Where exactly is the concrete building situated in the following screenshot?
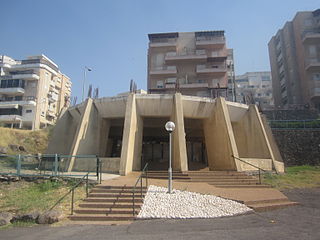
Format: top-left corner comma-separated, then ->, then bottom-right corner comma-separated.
0,54 -> 71,129
47,93 -> 284,175
268,9 -> 320,111
147,31 -> 229,98
235,72 -> 274,110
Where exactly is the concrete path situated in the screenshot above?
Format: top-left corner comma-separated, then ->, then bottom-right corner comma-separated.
1,188 -> 319,240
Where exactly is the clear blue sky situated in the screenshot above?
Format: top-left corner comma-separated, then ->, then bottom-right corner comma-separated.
1,0 -> 319,100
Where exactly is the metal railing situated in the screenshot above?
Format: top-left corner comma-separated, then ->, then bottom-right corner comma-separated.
132,163 -> 149,216
49,172 -> 90,215
268,119 -> 320,129
0,154 -> 102,181
231,155 -> 267,184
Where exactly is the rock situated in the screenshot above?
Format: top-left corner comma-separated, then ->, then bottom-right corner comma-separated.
18,145 -> 26,152
0,212 -> 13,226
8,144 -> 19,152
11,211 -> 40,223
0,146 -> 7,154
37,210 -> 64,224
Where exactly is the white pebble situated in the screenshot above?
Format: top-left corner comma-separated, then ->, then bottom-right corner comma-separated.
137,185 -> 253,219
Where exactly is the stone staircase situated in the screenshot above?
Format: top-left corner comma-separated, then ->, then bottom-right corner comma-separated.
242,198 -> 299,212
69,185 -> 146,222
146,170 -> 270,188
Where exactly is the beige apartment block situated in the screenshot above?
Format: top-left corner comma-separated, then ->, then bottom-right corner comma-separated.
47,93 -> 284,175
0,54 -> 71,130
235,72 -> 274,110
147,31 -> 231,98
268,9 -> 320,111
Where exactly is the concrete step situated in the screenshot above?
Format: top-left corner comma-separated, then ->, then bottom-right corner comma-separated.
88,193 -> 144,198
84,198 -> 143,203
185,179 -> 259,183
94,186 -> 147,190
74,208 -> 139,215
69,214 -> 135,221
90,189 -> 147,194
187,175 -> 254,179
248,201 -> 299,212
79,202 -> 142,208
243,198 -> 290,205
91,189 -> 147,193
210,184 -> 271,188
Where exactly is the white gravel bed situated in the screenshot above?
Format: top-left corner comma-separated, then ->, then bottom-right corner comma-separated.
137,185 -> 253,219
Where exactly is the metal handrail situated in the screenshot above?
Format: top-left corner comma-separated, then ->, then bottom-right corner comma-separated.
49,172 -> 90,215
132,163 -> 149,216
231,155 -> 267,184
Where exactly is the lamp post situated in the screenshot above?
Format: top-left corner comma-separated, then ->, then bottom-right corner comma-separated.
165,121 -> 175,194
82,66 -> 92,102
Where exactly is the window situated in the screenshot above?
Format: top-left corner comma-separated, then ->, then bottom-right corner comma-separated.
26,110 -> 32,113
309,45 -> 317,56
261,76 -> 270,81
304,19 -> 313,27
312,73 -> 320,81
156,80 -> 164,88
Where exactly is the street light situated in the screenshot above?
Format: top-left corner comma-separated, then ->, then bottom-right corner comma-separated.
165,121 -> 175,194
82,66 -> 92,102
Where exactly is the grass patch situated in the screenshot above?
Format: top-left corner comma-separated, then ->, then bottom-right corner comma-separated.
262,165 -> 320,190
0,178 -> 91,216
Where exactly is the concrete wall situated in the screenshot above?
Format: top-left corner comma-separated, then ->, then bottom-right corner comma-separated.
232,105 -> 271,159
46,109 -> 80,155
203,97 -> 239,170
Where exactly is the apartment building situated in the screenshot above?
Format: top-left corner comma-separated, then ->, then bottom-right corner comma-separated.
268,9 -> 320,110
227,49 -> 236,101
147,31 -> 229,98
0,54 -> 72,130
235,72 -> 273,110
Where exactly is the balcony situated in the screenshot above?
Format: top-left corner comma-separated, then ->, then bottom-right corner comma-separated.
149,38 -> 177,48
196,64 -> 227,74
0,87 -> 25,95
165,50 -> 207,62
0,115 -> 22,122
302,31 -> 320,44
0,100 -> 36,107
195,36 -> 225,48
48,92 -> 59,102
305,58 -> 320,71
47,109 -> 56,118
310,87 -> 320,98
149,66 -> 177,76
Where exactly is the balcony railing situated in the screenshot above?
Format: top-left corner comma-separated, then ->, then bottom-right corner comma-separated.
149,66 -> 177,75
305,58 -> 320,70
149,38 -> 177,47
196,64 -> 227,74
195,36 -> 225,46
0,87 -> 25,95
165,50 -> 207,61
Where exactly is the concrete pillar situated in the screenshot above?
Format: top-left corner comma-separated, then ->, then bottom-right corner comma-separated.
67,98 -> 95,171
203,97 -> 240,171
119,94 -> 142,175
171,93 -> 188,172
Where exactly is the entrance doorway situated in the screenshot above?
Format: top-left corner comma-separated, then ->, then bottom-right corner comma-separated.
184,118 -> 208,170
141,117 -> 170,170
